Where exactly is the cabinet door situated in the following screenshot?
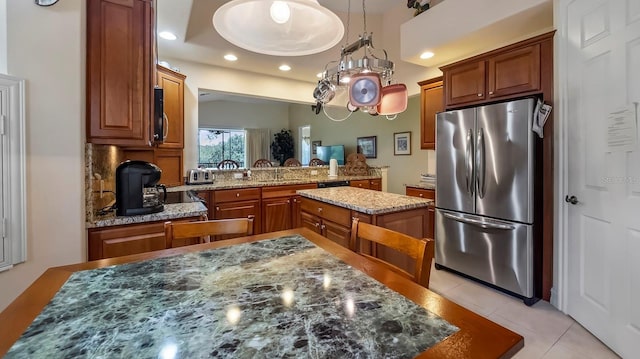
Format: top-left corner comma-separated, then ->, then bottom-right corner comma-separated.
322,220 -> 351,249
154,148 -> 183,187
291,196 -> 303,228
262,197 -> 292,233
301,211 -> 322,234
488,44 -> 540,99
369,179 -> 382,191
350,180 -> 370,189
419,78 -> 443,150
87,0 -> 152,146
444,61 -> 486,107
157,65 -> 185,149
213,200 -> 261,236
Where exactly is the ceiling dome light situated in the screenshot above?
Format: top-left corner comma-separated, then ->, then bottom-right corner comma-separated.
158,31 -> 177,41
270,1 -> 291,24
213,0 -> 344,56
420,51 -> 435,59
279,64 -> 291,71
224,54 -> 238,61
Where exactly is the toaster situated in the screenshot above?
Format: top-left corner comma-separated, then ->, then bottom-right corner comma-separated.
186,169 -> 214,185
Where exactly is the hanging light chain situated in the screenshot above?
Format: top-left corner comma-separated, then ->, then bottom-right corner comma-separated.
344,0 -> 351,47
362,0 -> 367,34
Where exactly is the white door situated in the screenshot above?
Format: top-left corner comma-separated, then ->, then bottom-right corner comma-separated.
561,0 -> 640,357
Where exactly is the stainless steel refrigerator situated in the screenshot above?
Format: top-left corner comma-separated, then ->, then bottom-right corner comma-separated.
435,97 -> 540,305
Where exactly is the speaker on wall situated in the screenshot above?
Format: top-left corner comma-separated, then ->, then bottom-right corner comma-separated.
349,73 -> 381,107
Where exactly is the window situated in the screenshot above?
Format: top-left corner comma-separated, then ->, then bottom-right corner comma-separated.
0,74 -> 26,272
198,129 -> 246,168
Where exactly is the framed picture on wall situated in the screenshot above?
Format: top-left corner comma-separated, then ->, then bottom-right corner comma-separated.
312,140 -> 321,155
357,136 -> 377,158
394,131 -> 411,155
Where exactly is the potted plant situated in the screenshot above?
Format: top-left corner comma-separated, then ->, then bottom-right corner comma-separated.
271,129 -> 295,166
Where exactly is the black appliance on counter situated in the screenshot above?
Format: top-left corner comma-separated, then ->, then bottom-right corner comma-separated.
317,180 -> 350,188
116,160 -> 166,216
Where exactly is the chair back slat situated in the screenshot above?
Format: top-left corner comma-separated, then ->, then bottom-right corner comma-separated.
350,218 -> 435,288
165,216 -> 254,248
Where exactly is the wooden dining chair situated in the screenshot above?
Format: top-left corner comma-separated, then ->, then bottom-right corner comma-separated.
283,158 -> 301,167
308,158 -> 325,166
349,218 -> 435,288
253,158 -> 273,167
217,159 -> 240,169
164,216 -> 254,249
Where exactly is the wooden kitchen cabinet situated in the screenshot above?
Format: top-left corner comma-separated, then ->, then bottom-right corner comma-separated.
350,178 -> 382,191
418,77 -> 443,150
87,0 -> 154,146
441,36 -> 546,108
88,215 -> 203,260
405,186 -> 436,240
122,148 -> 184,187
300,198 -> 352,248
261,184 -> 316,233
212,188 -> 261,236
157,65 -> 185,149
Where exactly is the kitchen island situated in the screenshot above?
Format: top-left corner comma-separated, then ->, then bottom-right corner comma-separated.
297,187 -> 433,272
0,228 -> 523,358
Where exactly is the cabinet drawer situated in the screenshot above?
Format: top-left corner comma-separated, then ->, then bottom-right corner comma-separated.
214,188 -> 261,203
406,187 -> 435,200
300,198 -> 351,227
261,183 -> 316,199
350,180 -> 370,189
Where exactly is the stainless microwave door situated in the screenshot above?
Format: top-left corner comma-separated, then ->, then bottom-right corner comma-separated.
435,108 -> 476,214
435,209 -> 533,297
475,98 -> 535,223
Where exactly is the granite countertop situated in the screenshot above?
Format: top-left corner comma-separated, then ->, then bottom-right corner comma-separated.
297,187 -> 433,215
88,202 -> 208,228
167,175 -> 380,192
406,182 -> 436,190
5,234 -> 457,358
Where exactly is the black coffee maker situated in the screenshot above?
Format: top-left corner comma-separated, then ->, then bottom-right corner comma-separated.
115,160 -> 167,216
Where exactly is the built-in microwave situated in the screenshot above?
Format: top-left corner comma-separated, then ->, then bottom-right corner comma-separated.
153,87 -> 164,143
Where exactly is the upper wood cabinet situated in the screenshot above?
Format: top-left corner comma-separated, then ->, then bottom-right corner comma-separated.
441,32 -> 551,109
87,0 -> 154,146
418,77 -> 443,150
157,65 -> 185,149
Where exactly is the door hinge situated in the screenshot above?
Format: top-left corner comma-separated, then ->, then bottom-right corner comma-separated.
0,115 -> 6,136
2,217 -> 6,239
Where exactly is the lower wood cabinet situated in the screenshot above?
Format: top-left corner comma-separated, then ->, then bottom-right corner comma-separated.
350,179 -> 382,191
405,186 -> 436,239
261,184 -> 316,233
88,215 -> 203,260
212,188 -> 261,236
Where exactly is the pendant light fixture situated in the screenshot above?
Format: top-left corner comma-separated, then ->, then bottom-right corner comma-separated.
313,0 -> 407,121
213,0 -> 344,56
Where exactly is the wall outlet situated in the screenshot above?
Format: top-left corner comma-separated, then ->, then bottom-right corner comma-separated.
310,170 -> 318,176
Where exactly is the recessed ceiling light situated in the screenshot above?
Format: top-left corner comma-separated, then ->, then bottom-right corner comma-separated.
420,51 -> 435,59
279,64 -> 291,71
224,54 -> 238,61
159,31 -> 177,41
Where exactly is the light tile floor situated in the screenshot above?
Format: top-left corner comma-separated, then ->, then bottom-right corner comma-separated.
429,264 -> 620,358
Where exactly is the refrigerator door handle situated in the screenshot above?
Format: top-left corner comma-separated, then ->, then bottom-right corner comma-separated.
443,212 -> 515,230
465,128 -> 474,195
476,127 -> 486,198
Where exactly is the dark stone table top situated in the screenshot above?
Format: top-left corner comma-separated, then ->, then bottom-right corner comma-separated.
5,234 -> 457,358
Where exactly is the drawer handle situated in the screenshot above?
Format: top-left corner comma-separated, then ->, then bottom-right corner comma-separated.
489,91 -> 494,95
477,93 -> 482,97
236,193 -> 240,197
293,198 -> 297,203
287,200 -> 290,204
315,222 -> 320,228
318,207 -> 323,213
216,206 -> 220,210
419,193 -> 423,197
320,224 -> 326,230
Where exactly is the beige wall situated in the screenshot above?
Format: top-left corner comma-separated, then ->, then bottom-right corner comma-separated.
0,0 -> 85,311
0,0 -> 7,73
289,96 -> 435,195
199,100 -> 289,131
